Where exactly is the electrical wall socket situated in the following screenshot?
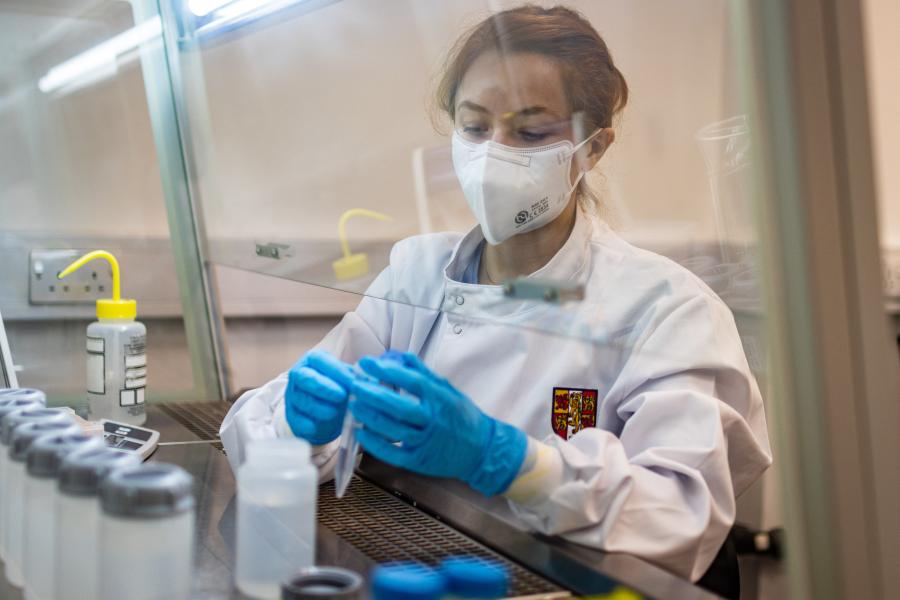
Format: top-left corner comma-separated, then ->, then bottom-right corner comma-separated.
29,249 -> 113,305
882,246 -> 900,300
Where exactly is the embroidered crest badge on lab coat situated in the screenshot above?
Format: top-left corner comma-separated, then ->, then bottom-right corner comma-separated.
551,387 -> 598,440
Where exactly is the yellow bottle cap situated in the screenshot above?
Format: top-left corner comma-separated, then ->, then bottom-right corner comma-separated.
58,251 -> 136,320
332,208 -> 392,281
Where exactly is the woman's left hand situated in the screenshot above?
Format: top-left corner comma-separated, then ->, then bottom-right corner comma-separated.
350,352 -> 527,496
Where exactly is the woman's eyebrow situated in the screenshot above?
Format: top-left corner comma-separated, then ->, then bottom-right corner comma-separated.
506,106 -> 565,123
457,100 -> 490,114
516,105 -> 550,117
456,102 -> 563,121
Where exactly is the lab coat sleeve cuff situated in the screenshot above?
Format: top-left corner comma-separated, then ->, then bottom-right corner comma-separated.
503,438 -> 564,505
311,439 -> 340,481
273,399 -> 295,438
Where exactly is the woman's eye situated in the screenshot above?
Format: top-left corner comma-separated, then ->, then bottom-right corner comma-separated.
519,130 -> 550,142
462,125 -> 488,136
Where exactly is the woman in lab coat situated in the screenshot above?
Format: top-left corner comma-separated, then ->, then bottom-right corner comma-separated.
221,4 -> 771,588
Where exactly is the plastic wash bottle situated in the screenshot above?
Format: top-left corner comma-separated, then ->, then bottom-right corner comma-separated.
58,251 -> 147,425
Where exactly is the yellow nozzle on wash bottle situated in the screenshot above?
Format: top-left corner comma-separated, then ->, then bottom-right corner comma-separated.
58,250 -> 136,320
332,209 -> 393,280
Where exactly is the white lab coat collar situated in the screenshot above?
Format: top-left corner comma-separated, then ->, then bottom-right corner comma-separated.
441,206 -> 593,319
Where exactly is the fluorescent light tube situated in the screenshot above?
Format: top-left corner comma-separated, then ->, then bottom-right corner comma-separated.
38,16 -> 161,94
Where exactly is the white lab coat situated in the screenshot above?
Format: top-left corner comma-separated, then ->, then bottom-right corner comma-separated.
220,207 -> 772,582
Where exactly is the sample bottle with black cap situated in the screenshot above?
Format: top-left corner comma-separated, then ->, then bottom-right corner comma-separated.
24,432 -> 104,600
98,462 -> 195,600
56,446 -> 140,600
0,390 -> 46,561
4,414 -> 79,587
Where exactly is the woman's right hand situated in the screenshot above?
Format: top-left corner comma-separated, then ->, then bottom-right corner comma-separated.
284,349 -> 357,445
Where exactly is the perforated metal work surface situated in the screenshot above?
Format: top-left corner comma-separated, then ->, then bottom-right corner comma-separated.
158,401 -> 231,443
318,478 -> 566,598
159,403 -> 566,596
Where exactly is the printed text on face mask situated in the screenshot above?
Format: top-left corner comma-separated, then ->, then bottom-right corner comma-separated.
515,196 -> 551,229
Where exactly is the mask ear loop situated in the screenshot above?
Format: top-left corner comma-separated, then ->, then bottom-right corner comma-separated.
567,129 -> 603,195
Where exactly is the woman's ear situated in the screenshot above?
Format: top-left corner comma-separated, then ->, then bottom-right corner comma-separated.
576,128 -> 615,173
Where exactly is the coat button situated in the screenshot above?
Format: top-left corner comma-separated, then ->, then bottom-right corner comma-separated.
455,295 -> 465,305
452,324 -> 463,335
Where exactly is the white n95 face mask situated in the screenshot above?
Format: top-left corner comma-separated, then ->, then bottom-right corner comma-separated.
451,131 -> 598,245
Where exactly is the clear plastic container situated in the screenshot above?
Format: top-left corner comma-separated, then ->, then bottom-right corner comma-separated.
236,438 -> 317,599
2,409 -> 76,587
98,463 -> 195,600
335,352 -> 404,499
23,433 -> 104,600
56,447 -> 140,600
334,410 -> 360,498
0,391 -> 46,562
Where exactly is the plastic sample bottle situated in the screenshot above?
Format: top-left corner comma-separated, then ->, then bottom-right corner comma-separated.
58,251 -> 147,425
439,557 -> 509,599
0,391 -> 46,560
4,415 -> 79,588
98,463 -> 195,600
236,438 -> 317,599
56,447 -> 140,600
370,563 -> 446,600
24,432 -> 104,600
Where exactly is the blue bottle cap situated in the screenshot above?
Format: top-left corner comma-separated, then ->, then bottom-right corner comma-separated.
371,563 -> 445,600
440,557 -> 508,598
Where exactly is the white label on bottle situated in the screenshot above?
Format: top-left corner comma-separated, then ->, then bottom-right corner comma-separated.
87,353 -> 104,394
125,377 -> 146,389
120,390 -> 136,406
86,338 -> 104,353
124,354 -> 146,368
136,389 -> 145,404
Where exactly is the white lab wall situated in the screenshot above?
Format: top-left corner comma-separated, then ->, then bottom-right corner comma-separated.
13,0 -> 899,254
184,0 -> 739,246
0,1 -> 743,245
862,0 -> 900,248
0,5 -> 171,238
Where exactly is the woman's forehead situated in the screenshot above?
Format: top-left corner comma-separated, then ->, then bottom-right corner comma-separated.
456,51 -> 568,118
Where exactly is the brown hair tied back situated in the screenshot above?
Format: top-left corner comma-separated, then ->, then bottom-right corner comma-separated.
436,4 -> 628,133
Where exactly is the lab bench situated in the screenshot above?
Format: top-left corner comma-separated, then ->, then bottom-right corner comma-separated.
0,404 -> 718,600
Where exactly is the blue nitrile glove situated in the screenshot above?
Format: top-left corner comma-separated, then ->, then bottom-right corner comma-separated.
285,349 -> 357,445
349,352 -> 527,496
